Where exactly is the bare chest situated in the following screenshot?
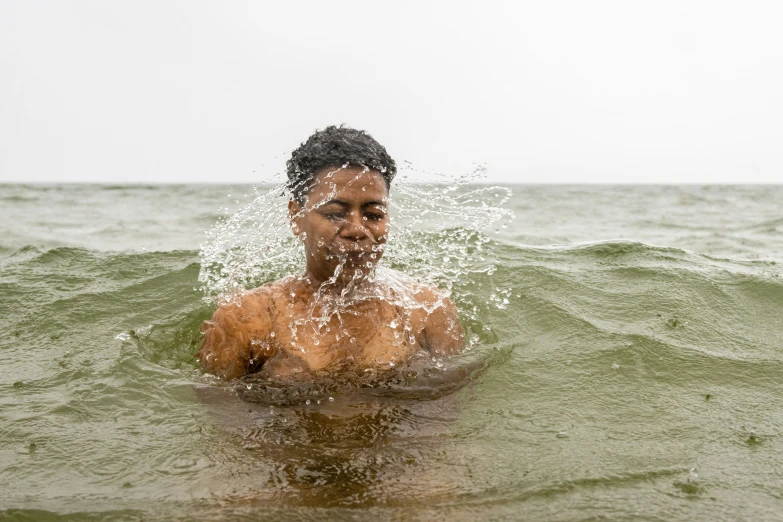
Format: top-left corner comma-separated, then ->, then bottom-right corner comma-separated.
263,298 -> 424,374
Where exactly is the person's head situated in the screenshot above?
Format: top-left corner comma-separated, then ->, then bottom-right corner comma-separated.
286,125 -> 396,204
286,126 -> 396,286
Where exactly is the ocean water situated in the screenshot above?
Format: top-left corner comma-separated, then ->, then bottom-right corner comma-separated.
1,184 -> 782,521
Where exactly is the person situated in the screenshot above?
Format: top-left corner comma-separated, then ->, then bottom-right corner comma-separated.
197,126 -> 464,380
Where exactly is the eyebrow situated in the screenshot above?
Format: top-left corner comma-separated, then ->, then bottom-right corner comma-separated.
321,199 -> 387,209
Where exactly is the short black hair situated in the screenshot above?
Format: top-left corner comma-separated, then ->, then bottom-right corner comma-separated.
286,125 -> 397,203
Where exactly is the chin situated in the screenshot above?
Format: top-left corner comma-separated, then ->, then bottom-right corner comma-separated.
335,262 -> 377,285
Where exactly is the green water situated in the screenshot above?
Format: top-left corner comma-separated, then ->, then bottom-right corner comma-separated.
1,184 -> 782,521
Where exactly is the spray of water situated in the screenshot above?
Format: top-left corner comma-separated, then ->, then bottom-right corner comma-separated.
197,163 -> 514,370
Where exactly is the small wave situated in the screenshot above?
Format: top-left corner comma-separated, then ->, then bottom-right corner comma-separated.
450,466 -> 690,508
741,216 -> 783,232
101,184 -> 166,191
471,239 -> 783,367
3,245 -> 199,265
0,194 -> 39,202
1,244 -> 44,261
517,239 -> 689,258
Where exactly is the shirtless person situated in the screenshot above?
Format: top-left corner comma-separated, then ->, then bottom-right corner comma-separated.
197,126 -> 464,380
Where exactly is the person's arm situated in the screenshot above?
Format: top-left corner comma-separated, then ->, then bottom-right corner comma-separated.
196,290 -> 275,380
415,287 -> 465,356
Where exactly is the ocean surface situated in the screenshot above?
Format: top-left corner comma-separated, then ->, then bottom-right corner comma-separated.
1,184 -> 782,521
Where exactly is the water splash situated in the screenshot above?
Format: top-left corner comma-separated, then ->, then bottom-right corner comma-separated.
197,163 -> 514,359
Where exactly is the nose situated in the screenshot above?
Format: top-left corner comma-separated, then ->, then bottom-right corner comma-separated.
339,212 -> 370,242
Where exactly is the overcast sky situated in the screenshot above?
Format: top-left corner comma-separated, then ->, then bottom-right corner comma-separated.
1,0 -> 782,184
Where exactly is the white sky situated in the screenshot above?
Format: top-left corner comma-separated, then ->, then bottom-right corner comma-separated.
1,0 -> 782,184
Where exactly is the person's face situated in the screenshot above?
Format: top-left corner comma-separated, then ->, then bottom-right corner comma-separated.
289,166 -> 390,285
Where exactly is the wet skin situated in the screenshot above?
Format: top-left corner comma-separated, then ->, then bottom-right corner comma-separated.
197,167 -> 465,380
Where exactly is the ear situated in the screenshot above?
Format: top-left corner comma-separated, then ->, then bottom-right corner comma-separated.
288,200 -> 303,236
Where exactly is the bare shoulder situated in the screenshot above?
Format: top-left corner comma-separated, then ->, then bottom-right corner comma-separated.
410,283 -> 465,356
196,283 -> 279,380
411,284 -> 450,308
206,286 -> 275,332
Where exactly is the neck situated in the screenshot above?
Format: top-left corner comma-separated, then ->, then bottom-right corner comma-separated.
302,265 -> 374,293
